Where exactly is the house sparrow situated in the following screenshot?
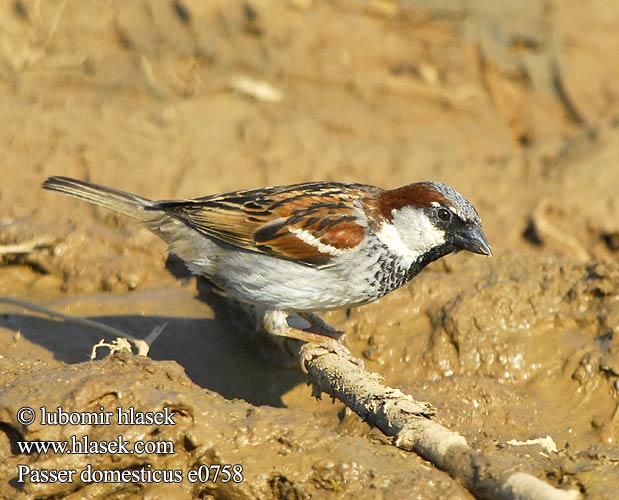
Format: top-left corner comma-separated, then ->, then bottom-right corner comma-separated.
42,177 -> 491,363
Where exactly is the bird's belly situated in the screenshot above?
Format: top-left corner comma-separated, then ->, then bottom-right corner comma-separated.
165,226 -> 409,311
209,256 -> 380,311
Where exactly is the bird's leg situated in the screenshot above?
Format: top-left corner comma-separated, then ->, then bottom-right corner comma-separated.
295,312 -> 346,343
262,309 -> 362,368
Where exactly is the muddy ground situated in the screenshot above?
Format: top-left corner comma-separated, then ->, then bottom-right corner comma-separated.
1,0 -> 619,498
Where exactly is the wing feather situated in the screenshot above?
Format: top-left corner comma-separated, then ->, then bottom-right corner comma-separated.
151,182 -> 374,266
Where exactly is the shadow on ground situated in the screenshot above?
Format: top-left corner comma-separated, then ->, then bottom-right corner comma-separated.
0,297 -> 305,408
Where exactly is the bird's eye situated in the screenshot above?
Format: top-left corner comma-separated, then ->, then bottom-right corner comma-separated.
437,208 -> 451,222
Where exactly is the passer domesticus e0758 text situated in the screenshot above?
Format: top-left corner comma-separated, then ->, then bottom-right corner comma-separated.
42,177 -> 491,361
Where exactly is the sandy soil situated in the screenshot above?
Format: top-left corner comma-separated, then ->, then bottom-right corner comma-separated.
1,1 -> 619,498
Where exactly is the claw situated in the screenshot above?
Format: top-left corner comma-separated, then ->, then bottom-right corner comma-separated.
299,339 -> 364,372
262,309 -> 362,371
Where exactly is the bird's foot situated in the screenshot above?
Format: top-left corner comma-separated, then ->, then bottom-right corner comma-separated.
262,309 -> 362,370
289,311 -> 347,343
298,338 -> 364,371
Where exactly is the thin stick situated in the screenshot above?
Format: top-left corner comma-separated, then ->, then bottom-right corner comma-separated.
301,346 -> 581,500
0,238 -> 54,255
90,337 -> 132,360
0,296 -> 163,356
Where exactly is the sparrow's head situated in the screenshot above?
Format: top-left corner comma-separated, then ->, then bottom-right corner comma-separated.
375,181 -> 492,261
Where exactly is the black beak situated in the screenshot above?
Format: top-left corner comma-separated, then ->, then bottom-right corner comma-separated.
453,224 -> 492,257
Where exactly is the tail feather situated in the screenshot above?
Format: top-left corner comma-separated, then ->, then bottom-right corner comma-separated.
42,176 -> 155,221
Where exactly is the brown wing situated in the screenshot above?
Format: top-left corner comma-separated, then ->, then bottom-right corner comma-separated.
150,182 -> 374,266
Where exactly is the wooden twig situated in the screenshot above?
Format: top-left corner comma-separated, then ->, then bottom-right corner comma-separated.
0,238 -> 54,255
301,346 -> 581,500
229,75 -> 284,102
90,337 -> 133,360
0,296 -> 165,356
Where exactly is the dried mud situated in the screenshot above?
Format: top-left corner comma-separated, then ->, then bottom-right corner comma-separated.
1,1 -> 619,498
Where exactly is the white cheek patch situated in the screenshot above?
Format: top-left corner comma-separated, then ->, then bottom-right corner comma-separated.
289,227 -> 344,256
375,223 -> 412,259
375,208 -> 446,266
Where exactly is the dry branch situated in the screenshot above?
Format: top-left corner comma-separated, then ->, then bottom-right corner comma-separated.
0,296 -> 165,356
300,345 -> 581,500
0,238 -> 54,255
